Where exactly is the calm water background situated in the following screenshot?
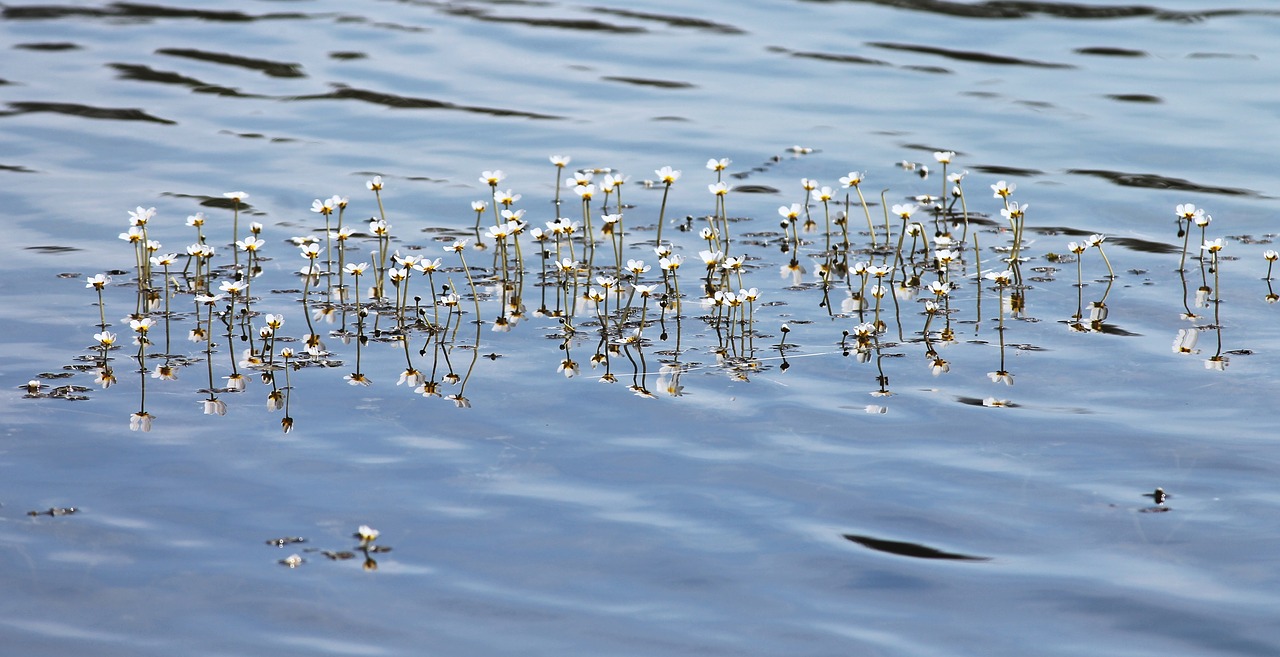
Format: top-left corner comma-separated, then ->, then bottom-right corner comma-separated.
3,1 -> 1280,655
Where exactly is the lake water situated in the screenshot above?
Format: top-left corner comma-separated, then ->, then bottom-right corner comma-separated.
3,1 -> 1280,655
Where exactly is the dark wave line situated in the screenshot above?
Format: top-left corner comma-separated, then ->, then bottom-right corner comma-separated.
15,42 -> 80,51
1034,226 -> 1181,255
1,163 -> 39,173
1068,169 -> 1262,197
155,48 -> 305,79
2,2 -> 306,22
108,63 -> 263,97
844,534 -> 991,561
772,46 -> 891,67
971,164 -> 1045,177
868,42 -> 1074,68
288,84 -> 561,120
590,7 -> 746,34
601,76 -> 695,89
801,0 -> 1280,22
1105,93 -> 1162,103
0,101 -> 175,124
1075,46 -> 1147,57
440,6 -> 645,33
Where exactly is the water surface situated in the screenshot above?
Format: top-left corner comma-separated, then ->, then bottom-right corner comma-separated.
2,1 -> 1279,656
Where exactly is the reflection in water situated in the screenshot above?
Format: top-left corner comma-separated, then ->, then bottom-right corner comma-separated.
1,100 -> 175,124
24,150 -> 1273,431
843,533 -> 990,562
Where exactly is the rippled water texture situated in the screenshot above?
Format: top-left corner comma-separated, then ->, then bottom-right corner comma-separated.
3,1 -> 1280,656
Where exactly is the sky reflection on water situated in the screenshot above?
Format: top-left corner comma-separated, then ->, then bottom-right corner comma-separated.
3,1 -> 1280,656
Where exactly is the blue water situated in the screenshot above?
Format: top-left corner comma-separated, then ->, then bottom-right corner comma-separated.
3,1 -> 1280,655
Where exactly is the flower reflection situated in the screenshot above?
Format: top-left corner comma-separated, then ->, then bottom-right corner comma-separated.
130,411 -> 154,432
1172,329 -> 1199,354
202,397 -> 227,416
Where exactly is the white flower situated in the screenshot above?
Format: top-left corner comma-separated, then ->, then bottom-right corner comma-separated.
1175,203 -> 1202,221
984,270 -> 1013,286
839,172 -> 863,187
236,236 -> 266,252
890,203 -> 917,220
310,198 -> 334,215
655,166 -> 681,184
128,206 -> 156,225
354,525 -> 380,545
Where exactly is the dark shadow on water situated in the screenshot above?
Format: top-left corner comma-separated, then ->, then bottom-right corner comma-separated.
155,48 -> 305,79
591,7 -> 746,34
2,2 -> 307,22
601,76 -> 696,89
1105,93 -> 1163,103
108,63 -> 263,98
1075,46 -> 1148,57
768,46 -> 891,67
288,84 -> 562,120
1032,227 -> 1180,255
0,101 -> 175,124
439,5 -> 646,33
844,534 -> 991,561
800,0 -> 1280,22
1067,169 -> 1264,198
868,42 -> 1074,68
972,164 -> 1045,177
15,42 -> 81,51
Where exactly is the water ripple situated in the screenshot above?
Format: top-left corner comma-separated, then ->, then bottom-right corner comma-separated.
155,47 -> 305,78
1,101 -> 175,124
812,0 -> 1280,22
770,46 -> 891,67
288,84 -> 561,119
601,76 -> 695,89
591,7 -> 746,34
1068,168 -> 1264,197
868,41 -> 1074,68
107,63 -> 262,97
2,2 -> 307,22
440,5 -> 646,33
